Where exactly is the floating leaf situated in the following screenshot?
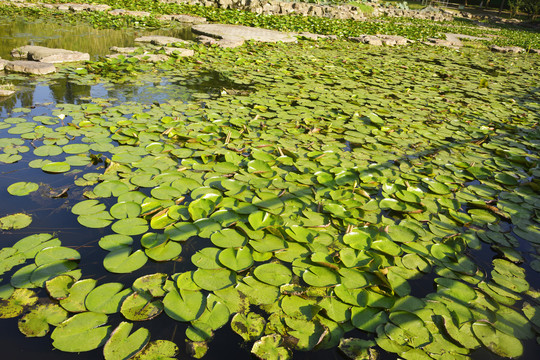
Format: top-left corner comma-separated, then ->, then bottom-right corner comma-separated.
253,263 -> 292,287
231,312 -> 266,341
7,182 -> 39,196
42,162 -> 70,173
103,322 -> 150,360
0,288 -> 38,318
18,304 -> 68,337
132,340 -> 178,360
218,247 -> 253,272
121,292 -> 163,321
86,283 -> 133,314
163,288 -> 206,322
51,312 -> 111,352
472,321 -> 523,358
0,213 -> 32,230
103,247 -> 148,274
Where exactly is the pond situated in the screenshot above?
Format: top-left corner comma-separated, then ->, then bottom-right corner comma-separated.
0,15 -> 194,60
1,12 -> 540,360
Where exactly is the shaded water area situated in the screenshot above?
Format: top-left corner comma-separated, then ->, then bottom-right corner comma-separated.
0,15 -> 194,59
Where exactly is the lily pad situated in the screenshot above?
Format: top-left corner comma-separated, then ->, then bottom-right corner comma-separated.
7,182 -> 39,196
51,312 -> 111,352
163,288 -> 206,322
103,322 -> 150,360
0,213 -> 32,230
18,303 -> 68,337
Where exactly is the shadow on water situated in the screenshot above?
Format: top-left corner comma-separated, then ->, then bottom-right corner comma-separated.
0,16 -> 194,60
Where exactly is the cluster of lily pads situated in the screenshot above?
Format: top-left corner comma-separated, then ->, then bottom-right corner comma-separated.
1,35 -> 540,360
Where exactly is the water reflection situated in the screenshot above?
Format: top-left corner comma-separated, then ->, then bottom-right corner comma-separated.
0,16 -> 194,59
0,75 -> 195,116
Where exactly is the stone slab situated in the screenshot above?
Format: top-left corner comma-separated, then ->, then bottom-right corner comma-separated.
162,47 -> 195,57
0,88 -> 16,97
134,36 -> 189,46
191,24 -> 297,45
490,45 -> 525,53
11,45 -> 90,63
158,14 -> 207,24
4,60 -> 56,75
109,46 -> 139,54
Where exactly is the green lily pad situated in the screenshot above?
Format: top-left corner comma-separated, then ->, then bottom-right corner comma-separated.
71,200 -> 106,215
103,247 -> 148,274
59,279 -> 97,313
211,228 -> 247,248
191,247 -> 222,270
302,266 -> 340,287
0,288 -> 38,318
0,213 -> 32,230
99,234 -> 133,251
192,268 -> 236,291
145,240 -> 182,262
13,233 -> 60,259
132,273 -> 168,297
132,340 -> 178,360
251,334 -> 291,360
35,246 -> 80,266
51,312 -> 111,352
18,303 -> 68,337
218,247 -> 254,272
120,292 -> 163,321
46,275 -> 76,300
86,283 -> 133,314
110,202 -> 142,219
77,211 -> 114,228
42,162 -> 71,173
472,321 -> 523,358
7,182 -> 39,196
111,218 -> 149,236
163,288 -> 206,322
231,312 -> 266,341
103,322 -> 150,360
253,263 -> 292,286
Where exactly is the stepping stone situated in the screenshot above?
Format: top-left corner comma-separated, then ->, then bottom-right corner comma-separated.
158,14 -> 206,24
134,36 -> 188,46
349,35 -> 382,46
109,9 -> 150,17
4,60 -> 56,75
490,45 -> 525,53
162,47 -> 194,57
11,45 -> 90,63
109,46 -> 139,54
378,35 -> 411,46
0,58 -> 8,71
0,88 -> 16,97
192,24 -> 296,48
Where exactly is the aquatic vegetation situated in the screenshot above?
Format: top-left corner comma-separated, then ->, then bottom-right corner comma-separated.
5,1 -> 540,48
1,21 -> 540,360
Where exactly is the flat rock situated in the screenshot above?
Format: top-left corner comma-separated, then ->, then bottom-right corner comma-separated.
490,45 -> 524,53
162,47 -> 194,57
0,58 -> 8,70
158,14 -> 207,24
191,24 -> 297,46
134,36 -> 188,46
11,45 -> 90,63
109,9 -> 150,17
349,35 -> 383,46
297,32 -> 337,41
378,35 -> 410,46
529,48 -> 540,54
4,60 -> 56,75
425,38 -> 460,49
109,46 -> 139,54
0,89 -> 16,97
